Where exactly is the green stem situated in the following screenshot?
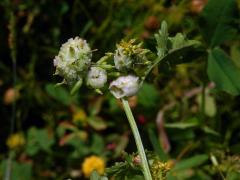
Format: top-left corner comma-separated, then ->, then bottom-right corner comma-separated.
121,99 -> 152,180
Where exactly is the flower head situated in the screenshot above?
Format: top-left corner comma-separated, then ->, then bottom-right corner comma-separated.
6,133 -> 25,149
82,155 -> 105,177
86,67 -> 107,89
114,39 -> 150,72
109,75 -> 140,99
151,160 -> 171,180
53,37 -> 92,84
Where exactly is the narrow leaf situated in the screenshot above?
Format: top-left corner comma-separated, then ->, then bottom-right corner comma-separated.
172,154 -> 208,171
148,128 -> 168,161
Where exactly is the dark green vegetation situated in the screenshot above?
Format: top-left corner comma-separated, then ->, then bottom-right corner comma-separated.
0,0 -> 240,179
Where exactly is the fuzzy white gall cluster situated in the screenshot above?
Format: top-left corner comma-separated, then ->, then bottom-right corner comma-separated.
53,37 -> 92,84
109,75 -> 140,99
87,67 -> 107,89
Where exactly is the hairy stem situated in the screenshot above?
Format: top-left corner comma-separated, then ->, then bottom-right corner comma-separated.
121,98 -> 152,180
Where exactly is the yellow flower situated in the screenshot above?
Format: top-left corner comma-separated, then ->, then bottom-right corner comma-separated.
82,155 -> 105,177
73,109 -> 87,124
6,133 -> 25,149
151,160 -> 171,180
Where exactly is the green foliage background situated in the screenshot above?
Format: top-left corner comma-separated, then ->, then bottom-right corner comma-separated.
0,0 -> 240,179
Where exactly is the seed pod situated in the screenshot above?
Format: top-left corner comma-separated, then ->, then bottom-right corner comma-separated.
53,37 -> 92,84
109,75 -> 140,99
86,67 -> 107,89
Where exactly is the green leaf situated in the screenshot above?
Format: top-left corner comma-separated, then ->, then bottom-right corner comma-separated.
90,170 -> 101,180
230,44 -> 240,68
114,135 -> 129,158
148,128 -> 168,161
90,170 -> 108,180
90,134 -> 105,154
226,171 -> 240,180
164,122 -> 199,129
1,160 -> 32,180
170,33 -> 190,50
202,126 -> 220,136
161,35 -> 203,67
45,83 -> 71,105
106,160 -> 143,180
155,21 -> 168,57
207,48 -> 240,95
26,127 -> 54,156
145,21 -> 203,79
199,0 -> 237,47
88,116 -> 107,131
155,22 -> 203,67
197,93 -> 217,117
138,83 -> 159,108
172,154 -> 208,171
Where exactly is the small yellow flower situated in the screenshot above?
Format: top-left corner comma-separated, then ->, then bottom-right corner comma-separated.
73,109 -> 87,124
151,160 -> 171,180
82,155 -> 105,177
6,133 -> 25,149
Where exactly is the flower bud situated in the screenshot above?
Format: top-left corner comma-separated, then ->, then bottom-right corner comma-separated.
4,88 -> 19,105
87,67 -> 107,89
53,37 -> 92,84
6,133 -> 25,149
109,75 -> 140,99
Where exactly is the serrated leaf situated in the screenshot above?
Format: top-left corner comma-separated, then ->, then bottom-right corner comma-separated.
106,162 -> 129,177
155,21 -> 168,57
106,160 -> 142,180
207,48 -> 240,96
160,37 -> 203,67
199,0 -> 237,47
170,33 -> 187,49
145,22 -> 203,79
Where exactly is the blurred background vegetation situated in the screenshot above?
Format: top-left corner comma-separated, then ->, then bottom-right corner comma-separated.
0,0 -> 240,179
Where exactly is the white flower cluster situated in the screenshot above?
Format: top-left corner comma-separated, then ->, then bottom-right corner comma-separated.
53,37 -> 92,84
53,37 -> 147,98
